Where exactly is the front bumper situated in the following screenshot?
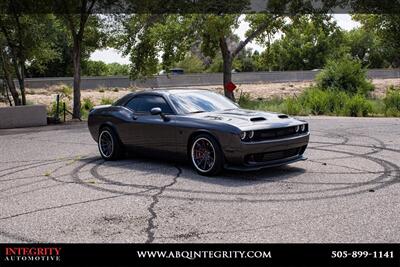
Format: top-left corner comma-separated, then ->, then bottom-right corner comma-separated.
223,132 -> 310,171
224,154 -> 307,171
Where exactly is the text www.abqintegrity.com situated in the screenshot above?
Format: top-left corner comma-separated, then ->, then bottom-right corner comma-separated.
137,250 -> 272,260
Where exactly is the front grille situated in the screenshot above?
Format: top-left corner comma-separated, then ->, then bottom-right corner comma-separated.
252,125 -> 308,142
245,148 -> 302,164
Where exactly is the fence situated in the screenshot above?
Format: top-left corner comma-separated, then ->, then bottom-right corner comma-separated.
22,69 -> 400,90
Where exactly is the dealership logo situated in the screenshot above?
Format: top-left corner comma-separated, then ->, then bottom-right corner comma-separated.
3,247 -> 62,262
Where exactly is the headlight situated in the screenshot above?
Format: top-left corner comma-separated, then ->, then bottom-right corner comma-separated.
240,131 -> 247,140
247,130 -> 254,139
301,124 -> 306,132
295,125 -> 300,133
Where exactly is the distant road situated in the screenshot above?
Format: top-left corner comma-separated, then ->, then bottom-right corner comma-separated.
24,69 -> 400,90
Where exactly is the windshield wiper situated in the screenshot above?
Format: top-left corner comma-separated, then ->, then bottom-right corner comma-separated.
189,110 -> 206,114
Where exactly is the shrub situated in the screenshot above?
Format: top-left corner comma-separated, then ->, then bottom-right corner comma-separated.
238,91 -> 252,107
316,57 -> 374,96
98,88 -> 105,93
82,97 -> 94,111
300,87 -> 330,115
56,85 -> 73,99
48,100 -> 66,116
384,86 -> 400,117
100,97 -> 114,105
283,97 -> 303,115
343,94 -> 372,117
113,88 -> 119,92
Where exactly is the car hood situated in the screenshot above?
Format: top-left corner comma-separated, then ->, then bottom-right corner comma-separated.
189,109 -> 303,130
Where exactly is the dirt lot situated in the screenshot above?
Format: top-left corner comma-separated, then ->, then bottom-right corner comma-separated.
1,78 -> 399,110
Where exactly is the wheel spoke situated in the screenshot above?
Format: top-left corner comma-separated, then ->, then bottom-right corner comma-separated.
191,137 -> 216,173
99,131 -> 114,158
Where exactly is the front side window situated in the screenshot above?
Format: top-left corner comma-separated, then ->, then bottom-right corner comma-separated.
125,95 -> 174,114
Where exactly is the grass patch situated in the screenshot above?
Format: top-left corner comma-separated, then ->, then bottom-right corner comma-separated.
239,87 -> 397,117
384,86 -> 400,117
100,97 -> 114,105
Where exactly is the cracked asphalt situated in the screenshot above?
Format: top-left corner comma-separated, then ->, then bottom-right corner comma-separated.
0,117 -> 400,243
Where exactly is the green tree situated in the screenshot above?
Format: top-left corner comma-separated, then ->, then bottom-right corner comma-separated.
82,60 -> 108,76
107,63 -> 130,76
0,36 -> 20,105
0,12 -> 59,105
175,53 -> 205,73
259,15 -> 344,71
58,0 -> 102,118
353,14 -> 400,67
113,13 -> 284,100
343,28 -> 388,68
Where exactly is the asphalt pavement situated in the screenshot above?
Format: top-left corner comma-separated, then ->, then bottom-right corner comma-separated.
0,117 -> 399,243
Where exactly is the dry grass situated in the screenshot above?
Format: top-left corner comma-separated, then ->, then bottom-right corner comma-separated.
1,78 -> 399,109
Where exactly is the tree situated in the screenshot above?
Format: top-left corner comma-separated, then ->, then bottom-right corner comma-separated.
259,15 -> 344,71
0,11 -> 58,105
0,37 -> 20,106
343,28 -> 388,68
113,0 -> 347,100
175,53 -> 205,73
353,14 -> 400,67
58,0 -> 98,118
113,13 -> 283,100
82,60 -> 108,76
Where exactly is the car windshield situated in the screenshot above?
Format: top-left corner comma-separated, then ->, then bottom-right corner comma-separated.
170,91 -> 239,114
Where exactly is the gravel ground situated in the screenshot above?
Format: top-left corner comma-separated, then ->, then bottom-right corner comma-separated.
0,117 -> 399,243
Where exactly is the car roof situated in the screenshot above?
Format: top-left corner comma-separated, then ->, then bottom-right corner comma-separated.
114,88 -> 213,106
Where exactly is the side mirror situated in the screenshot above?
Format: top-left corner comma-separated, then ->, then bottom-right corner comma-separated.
150,107 -> 170,121
150,107 -> 162,115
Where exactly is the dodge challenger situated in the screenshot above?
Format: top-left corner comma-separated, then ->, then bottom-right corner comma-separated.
88,89 -> 309,176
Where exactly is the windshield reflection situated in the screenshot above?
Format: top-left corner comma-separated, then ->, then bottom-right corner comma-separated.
170,91 -> 238,114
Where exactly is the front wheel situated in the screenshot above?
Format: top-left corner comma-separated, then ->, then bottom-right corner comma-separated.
98,126 -> 124,160
190,134 -> 223,176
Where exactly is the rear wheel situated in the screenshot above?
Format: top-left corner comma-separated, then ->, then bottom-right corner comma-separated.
190,134 -> 223,176
98,126 -> 124,160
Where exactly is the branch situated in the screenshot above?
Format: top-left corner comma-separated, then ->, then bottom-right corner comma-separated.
78,0 -> 96,39
62,0 -> 77,37
232,15 -> 279,58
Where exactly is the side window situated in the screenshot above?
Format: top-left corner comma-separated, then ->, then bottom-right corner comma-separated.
125,95 -> 174,114
125,97 -> 143,111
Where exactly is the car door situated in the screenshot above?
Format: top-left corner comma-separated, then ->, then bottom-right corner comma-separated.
117,96 -> 144,149
123,94 -> 177,157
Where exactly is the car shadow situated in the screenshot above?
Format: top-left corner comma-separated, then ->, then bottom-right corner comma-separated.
80,153 -> 306,188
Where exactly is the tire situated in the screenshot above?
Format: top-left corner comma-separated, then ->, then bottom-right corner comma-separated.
190,134 -> 223,176
98,126 -> 124,160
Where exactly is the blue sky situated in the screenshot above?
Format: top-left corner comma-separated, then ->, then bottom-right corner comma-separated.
90,14 -> 360,64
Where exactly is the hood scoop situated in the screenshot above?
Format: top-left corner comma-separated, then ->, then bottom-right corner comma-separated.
250,117 -> 267,122
278,114 -> 289,119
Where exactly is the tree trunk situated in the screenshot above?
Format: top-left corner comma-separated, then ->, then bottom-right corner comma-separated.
5,82 -> 13,106
1,52 -> 21,105
72,38 -> 81,119
219,36 -> 235,101
15,62 -> 26,105
222,55 -> 235,101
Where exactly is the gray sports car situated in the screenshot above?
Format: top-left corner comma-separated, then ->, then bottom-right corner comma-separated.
88,89 -> 309,176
